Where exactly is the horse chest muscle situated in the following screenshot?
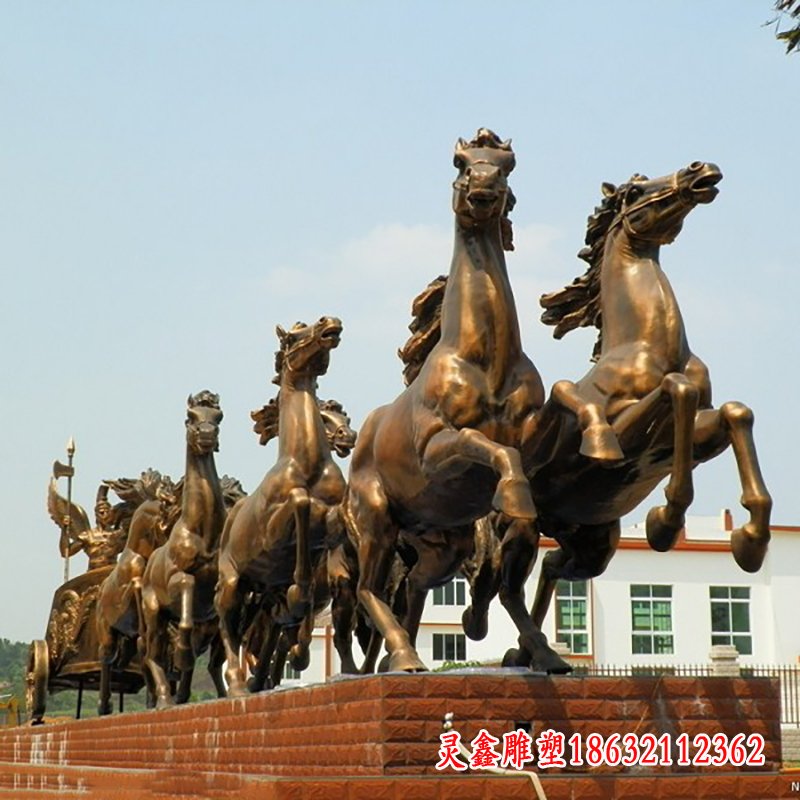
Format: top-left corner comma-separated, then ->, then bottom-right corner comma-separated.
422,351 -> 537,438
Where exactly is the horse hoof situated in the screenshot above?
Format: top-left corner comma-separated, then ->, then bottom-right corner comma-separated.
388,648 -> 427,673
246,676 -> 268,693
462,606 -> 488,641
646,506 -> 683,552
377,654 -> 391,673
531,651 -> 573,675
226,683 -> 249,699
97,703 -> 112,717
289,644 -> 310,672
731,526 -> 769,573
579,424 -> 624,462
286,584 -> 311,619
492,478 -> 536,521
155,695 -> 174,711
502,647 -> 530,668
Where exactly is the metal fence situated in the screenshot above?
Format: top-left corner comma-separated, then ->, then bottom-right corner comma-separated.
569,662 -> 800,726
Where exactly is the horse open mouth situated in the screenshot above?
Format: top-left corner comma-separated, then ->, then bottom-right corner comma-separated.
690,171 -> 722,203
320,322 -> 342,347
467,191 -> 500,215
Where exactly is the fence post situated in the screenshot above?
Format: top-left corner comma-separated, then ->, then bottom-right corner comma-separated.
708,644 -> 741,677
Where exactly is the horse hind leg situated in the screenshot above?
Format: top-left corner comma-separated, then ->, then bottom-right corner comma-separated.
462,516 -> 501,642
496,519 -> 571,675
645,373 -> 699,552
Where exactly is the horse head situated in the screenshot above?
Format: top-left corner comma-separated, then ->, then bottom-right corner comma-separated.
273,316 -> 342,384
606,161 -> 722,246
185,390 -> 223,456
452,129 -> 516,238
319,399 -> 358,457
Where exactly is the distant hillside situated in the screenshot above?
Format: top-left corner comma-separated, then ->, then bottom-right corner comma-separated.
0,638 -> 218,721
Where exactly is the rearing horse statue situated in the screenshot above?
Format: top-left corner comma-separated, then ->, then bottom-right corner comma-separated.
140,391 -> 226,708
215,316 -> 347,696
344,129 -> 545,673
498,161 -> 772,669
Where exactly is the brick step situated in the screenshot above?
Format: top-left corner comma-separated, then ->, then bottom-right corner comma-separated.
1,763 -> 798,799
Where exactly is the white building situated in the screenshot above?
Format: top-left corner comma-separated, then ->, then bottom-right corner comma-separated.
285,511 -> 800,685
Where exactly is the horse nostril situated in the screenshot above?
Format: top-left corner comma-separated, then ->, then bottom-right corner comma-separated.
689,161 -> 703,171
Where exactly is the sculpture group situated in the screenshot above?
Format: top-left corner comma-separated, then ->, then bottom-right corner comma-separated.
27,130 -> 772,719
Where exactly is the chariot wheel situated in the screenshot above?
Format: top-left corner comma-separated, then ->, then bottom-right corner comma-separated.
25,640 -> 49,725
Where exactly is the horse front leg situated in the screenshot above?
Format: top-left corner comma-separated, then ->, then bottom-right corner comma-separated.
96,624 -> 115,717
215,552 -> 248,697
348,480 -> 426,673
207,636 -> 227,699
644,373 -> 699,551
141,587 -> 173,710
421,427 -> 535,520
275,488 -> 312,619
495,519 -> 571,674
168,571 -> 195,672
695,403 -> 772,572
549,380 -> 624,461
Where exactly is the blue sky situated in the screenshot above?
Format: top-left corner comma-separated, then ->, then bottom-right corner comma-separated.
2,3 -> 797,642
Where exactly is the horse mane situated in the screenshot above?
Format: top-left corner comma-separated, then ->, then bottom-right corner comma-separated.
318,398 -> 347,418
539,179 -> 631,362
251,396 -> 280,445
398,275 -> 448,386
251,396 -> 347,445
220,475 -> 247,508
188,389 -> 221,410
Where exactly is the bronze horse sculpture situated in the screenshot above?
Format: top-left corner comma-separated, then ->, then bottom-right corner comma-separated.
96,471 -> 177,714
242,395 -> 361,689
343,129 -> 559,673
466,161 -> 772,670
215,316 -> 347,696
140,391 -> 227,708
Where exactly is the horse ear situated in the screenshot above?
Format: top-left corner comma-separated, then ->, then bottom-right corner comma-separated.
276,324 -> 287,343
601,182 -> 617,197
186,393 -> 193,407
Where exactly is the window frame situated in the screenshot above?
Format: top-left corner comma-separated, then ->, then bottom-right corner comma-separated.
554,579 -> 591,655
630,584 -> 674,655
709,585 -> 752,655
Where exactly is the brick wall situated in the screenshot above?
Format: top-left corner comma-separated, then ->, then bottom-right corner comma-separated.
0,673 -> 781,777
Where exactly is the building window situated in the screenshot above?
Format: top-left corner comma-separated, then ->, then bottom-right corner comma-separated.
710,586 -> 752,655
555,579 -> 590,654
630,585 -> 674,655
433,576 -> 467,606
432,632 -> 466,662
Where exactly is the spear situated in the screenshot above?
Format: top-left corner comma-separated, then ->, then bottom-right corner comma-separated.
53,437 -> 76,583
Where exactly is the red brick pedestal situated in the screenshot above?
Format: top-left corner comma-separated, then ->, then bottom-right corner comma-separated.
0,672 -> 794,798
